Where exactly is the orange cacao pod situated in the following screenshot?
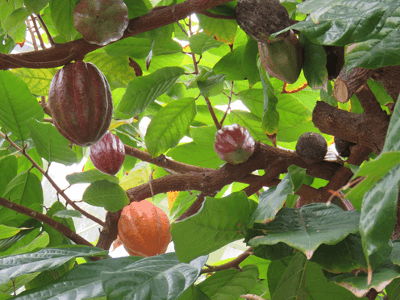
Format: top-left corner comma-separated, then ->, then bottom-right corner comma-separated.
48,61 -> 113,147
118,200 -> 171,257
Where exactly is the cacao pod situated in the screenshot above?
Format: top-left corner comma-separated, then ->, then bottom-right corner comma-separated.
236,0 -> 291,43
214,124 -> 255,165
48,61 -> 113,147
118,200 -> 171,257
259,30 -> 304,84
73,0 -> 129,46
295,132 -> 327,164
90,132 -> 125,175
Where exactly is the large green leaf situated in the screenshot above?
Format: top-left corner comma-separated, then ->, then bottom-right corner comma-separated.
24,0 -> 49,14
0,246 -> 108,285
0,71 -> 44,142
2,7 -> 29,45
197,14 -> 237,44
12,256 -> 143,300
248,204 -> 360,259
0,225 -> 27,240
49,0 -> 78,41
171,192 -> 257,262
248,172 -> 295,226
145,97 -> 197,157
28,120 -> 78,166
82,180 -> 129,212
114,67 -> 185,119
0,155 -> 17,197
301,35 -> 328,88
66,169 -> 119,185
272,253 -> 364,299
189,32 -> 224,55
213,45 -> 248,81
11,68 -> 57,96
101,253 -> 206,300
197,265 -> 259,299
278,0 -> 400,70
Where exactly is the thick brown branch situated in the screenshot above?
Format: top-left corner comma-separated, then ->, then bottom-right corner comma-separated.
371,66 -> 400,102
0,0 -> 234,70
0,196 -> 93,248
96,211 -> 121,250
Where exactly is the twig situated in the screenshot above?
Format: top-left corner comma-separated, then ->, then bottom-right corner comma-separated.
0,132 -> 105,226
204,96 -> 222,130
201,247 -> 253,274
36,14 -> 55,46
26,19 -> 38,51
220,81 -> 234,126
30,14 -> 46,50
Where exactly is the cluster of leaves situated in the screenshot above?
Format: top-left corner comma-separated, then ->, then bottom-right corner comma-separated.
1,0 -> 400,299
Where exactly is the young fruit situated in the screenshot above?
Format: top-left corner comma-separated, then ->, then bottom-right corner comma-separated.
90,132 -> 125,175
214,124 -> 255,165
296,132 -> 327,164
236,0 -> 291,43
48,61 -> 113,147
118,200 -> 171,257
73,0 -> 129,46
258,30 -> 304,84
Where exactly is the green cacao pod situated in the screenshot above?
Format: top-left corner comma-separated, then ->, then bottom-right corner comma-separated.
49,61 -> 113,147
259,30 -> 304,84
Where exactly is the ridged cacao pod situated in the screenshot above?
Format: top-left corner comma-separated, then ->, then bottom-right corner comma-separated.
90,132 -> 125,175
236,0 -> 291,43
73,0 -> 129,46
49,61 -> 113,147
118,200 -> 171,257
259,30 -> 304,84
296,132 -> 327,164
214,124 -> 255,165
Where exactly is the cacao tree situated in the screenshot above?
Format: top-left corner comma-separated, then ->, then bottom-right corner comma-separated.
1,0 -> 400,299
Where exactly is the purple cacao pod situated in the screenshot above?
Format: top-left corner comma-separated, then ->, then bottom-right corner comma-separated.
214,124 -> 255,165
90,132 -> 125,175
48,61 -> 113,147
259,30 -> 304,84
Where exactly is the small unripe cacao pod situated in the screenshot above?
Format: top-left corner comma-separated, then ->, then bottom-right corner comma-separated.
296,132 -> 327,164
214,124 -> 255,165
118,200 -> 171,257
90,132 -> 125,175
259,30 -> 304,84
48,61 -> 113,147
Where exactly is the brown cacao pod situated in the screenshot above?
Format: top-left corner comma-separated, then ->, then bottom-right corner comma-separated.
49,61 -> 113,147
259,30 -> 304,84
214,124 -> 255,165
295,132 -> 327,164
90,132 -> 125,175
118,200 -> 171,257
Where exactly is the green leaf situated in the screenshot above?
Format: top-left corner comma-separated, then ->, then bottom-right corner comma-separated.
213,45 -> 248,81
0,246 -> 108,285
66,169 -> 119,185
197,265 -> 259,299
301,35 -> 328,88
12,68 -> 58,96
28,120 -> 78,165
82,180 -> 129,212
287,165 -> 307,193
0,225 -> 27,239
52,210 -> 82,218
243,38 -> 260,85
170,191 -> 200,221
189,32 -> 224,55
324,259 -> 400,298
311,234 -> 367,273
145,97 -> 196,157
248,172 -> 295,227
197,14 -> 237,44
197,74 -> 226,97
272,253 -> 363,299
248,204 -> 360,259
386,277 -> 400,300
101,253 -> 206,300
228,111 -> 271,145
383,98 -> 400,153
0,155 -> 18,197
0,71 -> 44,142
171,192 -> 257,262
24,0 -> 49,13
258,57 -> 280,135
12,256 -> 143,300
115,67 -> 185,119
2,7 -> 30,44
49,0 -> 78,41
1,172 -> 43,225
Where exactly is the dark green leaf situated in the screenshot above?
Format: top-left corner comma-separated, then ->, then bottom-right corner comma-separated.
214,45 -> 248,81
24,0 -> 49,13
386,277 -> 400,300
0,246 -> 108,285
66,169 -> 119,185
243,38 -> 260,85
28,120 -> 78,165
197,74 -> 225,97
301,35 -> 328,88
248,204 -> 360,259
145,97 -> 197,157
171,192 -> 257,262
115,67 -> 185,118
82,180 -> 129,212
0,155 -> 17,197
0,71 -> 44,142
